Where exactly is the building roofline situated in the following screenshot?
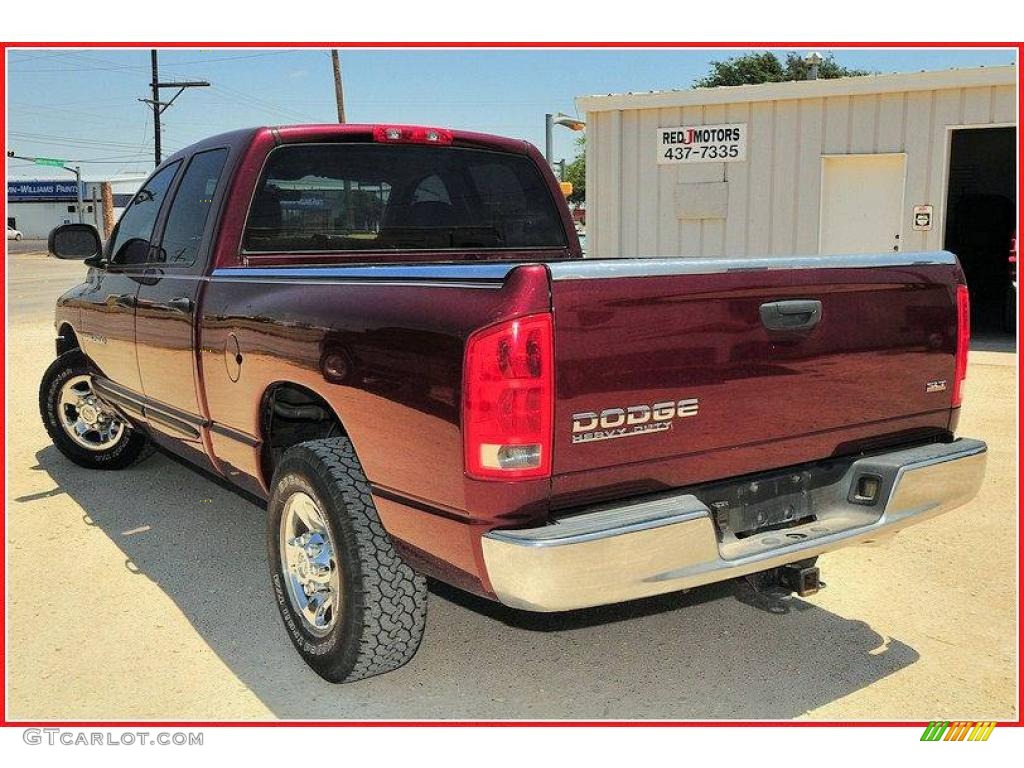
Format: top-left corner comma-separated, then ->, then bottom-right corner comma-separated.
576,64 -> 1017,113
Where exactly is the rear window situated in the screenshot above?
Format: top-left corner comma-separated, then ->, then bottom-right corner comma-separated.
243,143 -> 566,253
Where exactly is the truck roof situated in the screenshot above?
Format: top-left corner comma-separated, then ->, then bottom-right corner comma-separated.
164,124 -> 535,165
154,123 -> 580,269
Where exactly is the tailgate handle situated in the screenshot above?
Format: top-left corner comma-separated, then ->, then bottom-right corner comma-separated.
760,300 -> 822,331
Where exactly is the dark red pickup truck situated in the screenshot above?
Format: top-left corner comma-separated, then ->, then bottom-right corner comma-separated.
42,124 -> 986,683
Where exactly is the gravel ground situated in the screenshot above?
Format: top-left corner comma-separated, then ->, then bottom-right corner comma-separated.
5,249 -> 1017,721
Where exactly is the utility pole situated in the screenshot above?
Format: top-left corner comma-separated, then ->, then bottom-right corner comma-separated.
545,113 -> 554,164
330,50 -> 354,230
150,50 -> 161,168
141,49 -> 211,167
74,166 -> 83,223
331,50 -> 346,123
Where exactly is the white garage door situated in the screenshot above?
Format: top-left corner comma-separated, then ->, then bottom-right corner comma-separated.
819,154 -> 906,255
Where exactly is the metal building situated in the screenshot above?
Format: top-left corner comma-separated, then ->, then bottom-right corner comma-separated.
7,178 -> 139,238
578,65 -> 1017,330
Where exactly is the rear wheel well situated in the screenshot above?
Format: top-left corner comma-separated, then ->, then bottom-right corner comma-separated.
260,382 -> 345,484
56,324 -> 80,356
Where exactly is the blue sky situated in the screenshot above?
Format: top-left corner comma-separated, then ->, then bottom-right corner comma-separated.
5,47 -> 1016,180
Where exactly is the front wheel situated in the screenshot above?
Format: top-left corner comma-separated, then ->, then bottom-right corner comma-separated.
267,437 -> 427,683
39,349 -> 152,470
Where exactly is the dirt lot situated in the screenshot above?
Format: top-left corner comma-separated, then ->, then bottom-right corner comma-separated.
5,249 -> 1018,720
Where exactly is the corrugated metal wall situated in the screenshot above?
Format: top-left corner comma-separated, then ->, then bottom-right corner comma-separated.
585,82 -> 1015,258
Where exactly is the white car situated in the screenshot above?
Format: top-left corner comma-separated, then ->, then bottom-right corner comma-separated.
7,225 -> 23,241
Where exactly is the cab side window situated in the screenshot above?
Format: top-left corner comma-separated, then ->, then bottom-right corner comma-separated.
107,161 -> 180,265
156,149 -> 229,265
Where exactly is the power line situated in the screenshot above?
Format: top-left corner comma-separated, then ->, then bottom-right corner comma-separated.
166,50 -> 300,66
8,49 -> 325,175
211,83 -> 314,119
8,131 -> 155,150
9,49 -> 301,74
207,84 -> 318,123
109,110 -> 154,176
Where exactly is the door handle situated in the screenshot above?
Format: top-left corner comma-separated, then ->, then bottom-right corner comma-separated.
760,299 -> 822,331
167,296 -> 193,314
110,293 -> 136,309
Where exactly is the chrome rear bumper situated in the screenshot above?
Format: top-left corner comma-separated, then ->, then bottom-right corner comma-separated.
481,439 -> 987,612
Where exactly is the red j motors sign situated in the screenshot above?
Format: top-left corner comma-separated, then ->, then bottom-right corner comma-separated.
658,123 -> 747,165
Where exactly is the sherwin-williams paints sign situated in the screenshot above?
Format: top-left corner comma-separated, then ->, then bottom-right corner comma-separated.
7,181 -> 83,201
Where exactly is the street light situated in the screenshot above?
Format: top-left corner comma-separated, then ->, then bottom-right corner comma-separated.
7,151 -> 83,223
545,112 -> 586,163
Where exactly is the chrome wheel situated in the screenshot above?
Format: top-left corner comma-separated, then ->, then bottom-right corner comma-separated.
279,491 -> 342,636
57,375 -> 125,451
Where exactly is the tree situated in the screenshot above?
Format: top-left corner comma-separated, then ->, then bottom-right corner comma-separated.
693,52 -> 870,88
563,134 -> 585,205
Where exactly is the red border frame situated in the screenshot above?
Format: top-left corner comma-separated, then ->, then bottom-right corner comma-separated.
1,40 -> 1021,729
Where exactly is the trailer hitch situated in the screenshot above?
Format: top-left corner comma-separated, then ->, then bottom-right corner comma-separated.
744,559 -> 824,598
778,563 -> 822,597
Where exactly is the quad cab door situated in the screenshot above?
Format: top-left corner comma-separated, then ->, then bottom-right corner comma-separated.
134,147 -> 230,466
76,161 -> 182,397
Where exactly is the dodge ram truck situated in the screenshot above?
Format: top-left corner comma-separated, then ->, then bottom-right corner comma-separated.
41,123 -> 987,683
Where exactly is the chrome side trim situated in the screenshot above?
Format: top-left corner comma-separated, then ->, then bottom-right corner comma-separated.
210,263 -> 522,286
144,408 -> 202,440
208,251 -> 952,286
211,278 -> 503,290
92,377 -> 206,439
208,421 -> 260,447
481,438 -> 986,612
91,378 -> 145,419
547,251 -> 959,281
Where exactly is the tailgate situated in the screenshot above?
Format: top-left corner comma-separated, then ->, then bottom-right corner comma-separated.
548,253 -> 962,492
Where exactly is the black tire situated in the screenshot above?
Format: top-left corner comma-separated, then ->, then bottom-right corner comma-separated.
39,349 -> 152,470
267,437 -> 427,683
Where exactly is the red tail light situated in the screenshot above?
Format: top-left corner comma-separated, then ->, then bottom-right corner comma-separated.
952,284 -> 970,407
372,125 -> 453,145
463,314 -> 554,480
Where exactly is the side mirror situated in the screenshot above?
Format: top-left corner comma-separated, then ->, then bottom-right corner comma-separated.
48,223 -> 103,260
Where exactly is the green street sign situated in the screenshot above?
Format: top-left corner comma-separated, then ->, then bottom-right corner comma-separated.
33,157 -> 67,167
